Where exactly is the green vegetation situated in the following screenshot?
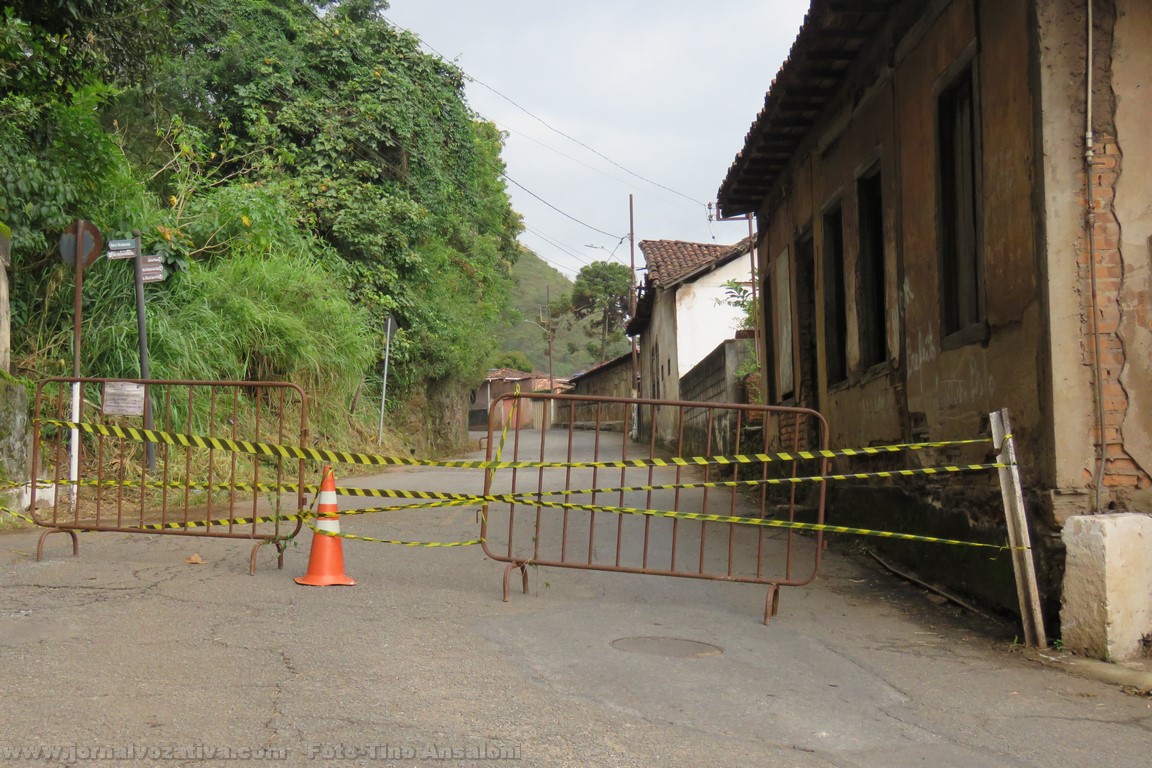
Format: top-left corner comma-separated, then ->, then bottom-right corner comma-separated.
493,251 -> 594,377
491,253 -> 632,377
567,261 -> 632,363
0,1 -> 522,451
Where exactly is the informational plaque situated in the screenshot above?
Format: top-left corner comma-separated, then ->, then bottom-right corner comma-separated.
102,381 -> 146,416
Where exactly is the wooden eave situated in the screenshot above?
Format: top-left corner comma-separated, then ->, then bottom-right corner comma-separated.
716,0 -> 900,217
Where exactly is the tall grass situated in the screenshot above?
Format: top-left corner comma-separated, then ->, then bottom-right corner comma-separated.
80,249 -> 376,444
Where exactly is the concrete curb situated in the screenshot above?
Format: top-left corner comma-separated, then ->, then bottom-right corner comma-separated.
1030,650 -> 1152,695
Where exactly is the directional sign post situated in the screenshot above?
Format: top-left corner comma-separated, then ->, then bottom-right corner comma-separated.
139,254 -> 164,284
106,239 -> 138,260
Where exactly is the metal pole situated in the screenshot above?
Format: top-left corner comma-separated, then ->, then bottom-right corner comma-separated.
70,222 -> 85,510
546,287 -> 554,429
629,195 -> 638,394
376,315 -> 394,445
133,231 -> 155,472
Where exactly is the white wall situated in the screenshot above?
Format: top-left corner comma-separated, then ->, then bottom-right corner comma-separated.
673,256 -> 752,376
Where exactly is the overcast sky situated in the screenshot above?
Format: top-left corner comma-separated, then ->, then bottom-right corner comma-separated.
383,1 -> 811,280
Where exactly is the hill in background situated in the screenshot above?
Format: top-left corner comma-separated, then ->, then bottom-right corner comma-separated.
493,250 -> 616,377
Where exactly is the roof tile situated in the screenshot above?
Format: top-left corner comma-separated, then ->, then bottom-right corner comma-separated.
639,239 -> 749,288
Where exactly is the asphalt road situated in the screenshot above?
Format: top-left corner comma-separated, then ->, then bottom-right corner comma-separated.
1,429 -> 1150,767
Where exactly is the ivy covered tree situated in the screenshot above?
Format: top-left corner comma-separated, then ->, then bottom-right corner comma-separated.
0,0 -> 524,444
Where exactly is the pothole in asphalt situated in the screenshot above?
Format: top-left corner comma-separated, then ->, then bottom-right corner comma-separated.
610,636 -> 723,658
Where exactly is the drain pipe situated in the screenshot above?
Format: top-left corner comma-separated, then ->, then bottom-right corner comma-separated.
1084,0 -> 1107,512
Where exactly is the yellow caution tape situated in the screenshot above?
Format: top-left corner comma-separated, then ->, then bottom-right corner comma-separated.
495,496 -> 1017,550
0,505 -> 37,525
40,418 -> 993,472
27,455 -> 1010,508
305,520 -> 482,547
4,488 -> 1014,549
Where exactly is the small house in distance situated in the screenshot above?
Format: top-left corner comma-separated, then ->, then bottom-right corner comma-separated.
469,369 -> 558,430
626,237 -> 754,444
553,352 -> 633,431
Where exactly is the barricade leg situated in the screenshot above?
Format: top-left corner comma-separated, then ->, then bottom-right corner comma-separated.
36,529 -> 79,561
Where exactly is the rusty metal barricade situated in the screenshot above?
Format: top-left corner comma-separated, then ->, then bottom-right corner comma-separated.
481,392 -> 830,623
30,378 -> 307,573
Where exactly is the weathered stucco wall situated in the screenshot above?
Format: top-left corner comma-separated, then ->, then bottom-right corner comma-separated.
895,0 -> 1045,473
1034,0 -> 1152,515
1036,0 -> 1098,512
1112,0 -> 1152,507
639,286 -> 683,446
759,0 -> 1042,471
674,256 -> 750,377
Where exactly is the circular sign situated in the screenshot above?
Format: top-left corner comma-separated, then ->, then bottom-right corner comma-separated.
59,220 -> 104,269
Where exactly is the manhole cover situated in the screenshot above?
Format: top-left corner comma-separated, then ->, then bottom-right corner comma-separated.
610,636 -> 723,658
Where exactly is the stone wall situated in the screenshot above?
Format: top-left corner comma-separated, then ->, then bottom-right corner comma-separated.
0,380 -> 29,507
678,340 -> 749,459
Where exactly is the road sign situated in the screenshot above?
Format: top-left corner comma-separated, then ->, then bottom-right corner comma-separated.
59,221 -> 103,268
140,254 -> 165,283
106,238 -> 138,260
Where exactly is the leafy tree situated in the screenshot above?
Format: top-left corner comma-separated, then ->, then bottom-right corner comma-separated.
139,0 -> 522,388
568,261 -> 632,362
492,350 -> 533,373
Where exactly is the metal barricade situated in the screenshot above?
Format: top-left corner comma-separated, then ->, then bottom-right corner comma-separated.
481,392 -> 829,622
30,378 -> 307,573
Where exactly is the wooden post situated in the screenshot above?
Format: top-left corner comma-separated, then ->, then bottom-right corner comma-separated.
990,409 -> 1047,648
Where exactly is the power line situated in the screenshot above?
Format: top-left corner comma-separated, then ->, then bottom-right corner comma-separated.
470,76 -> 707,208
296,3 -> 625,243
502,173 -> 624,240
522,226 -> 593,269
380,11 -> 707,209
492,117 -> 701,216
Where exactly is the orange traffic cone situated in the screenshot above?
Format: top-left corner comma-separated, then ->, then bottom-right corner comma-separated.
294,465 -> 357,586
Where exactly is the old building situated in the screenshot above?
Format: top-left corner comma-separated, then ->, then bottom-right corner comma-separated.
627,238 -> 753,444
717,0 -> 1151,633
469,369 -> 556,430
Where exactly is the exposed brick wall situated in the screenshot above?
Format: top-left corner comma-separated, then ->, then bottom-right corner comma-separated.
1078,135 -> 1152,496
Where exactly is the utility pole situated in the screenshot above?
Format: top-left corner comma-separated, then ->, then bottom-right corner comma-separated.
628,195 -> 638,395
544,286 -> 554,387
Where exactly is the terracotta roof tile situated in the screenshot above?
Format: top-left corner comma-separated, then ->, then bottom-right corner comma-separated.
639,238 -> 752,288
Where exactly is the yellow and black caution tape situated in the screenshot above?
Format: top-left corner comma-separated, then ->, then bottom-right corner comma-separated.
40,418 -> 993,472
3,488 -> 1017,550
119,511 -> 304,531
493,496 -> 1018,551
0,505 -> 37,525
25,412 -> 1016,549
305,520 -> 482,548
488,462 -> 1009,500
30,455 -> 1008,509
